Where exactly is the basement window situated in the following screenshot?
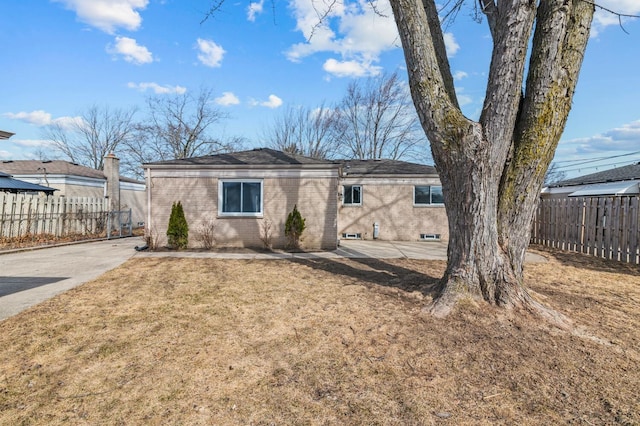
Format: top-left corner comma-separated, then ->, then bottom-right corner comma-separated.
420,233 -> 441,241
342,233 -> 362,239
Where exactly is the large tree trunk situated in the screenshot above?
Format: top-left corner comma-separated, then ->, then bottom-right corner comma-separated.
431,124 -> 532,317
389,0 -> 594,321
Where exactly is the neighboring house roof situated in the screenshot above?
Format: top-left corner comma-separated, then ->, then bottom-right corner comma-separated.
549,162 -> 640,187
0,171 -> 57,194
543,162 -> 640,197
0,130 -> 15,140
565,181 -> 639,197
0,160 -> 143,184
340,159 -> 438,177
143,148 -> 338,168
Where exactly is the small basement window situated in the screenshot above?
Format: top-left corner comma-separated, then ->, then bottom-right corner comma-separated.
420,233 -> 441,241
342,233 -> 362,239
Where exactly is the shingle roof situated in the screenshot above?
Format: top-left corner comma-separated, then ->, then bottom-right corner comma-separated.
0,130 -> 14,140
143,148 -> 336,167
339,159 -> 437,176
550,162 -> 640,187
0,160 -> 143,184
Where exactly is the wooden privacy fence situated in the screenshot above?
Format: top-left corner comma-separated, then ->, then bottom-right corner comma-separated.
531,196 -> 640,264
0,193 -> 109,240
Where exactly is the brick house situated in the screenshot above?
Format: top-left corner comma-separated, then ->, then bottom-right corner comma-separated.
338,159 -> 447,242
143,148 -> 448,250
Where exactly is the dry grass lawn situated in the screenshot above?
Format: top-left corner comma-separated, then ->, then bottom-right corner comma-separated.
0,247 -> 638,425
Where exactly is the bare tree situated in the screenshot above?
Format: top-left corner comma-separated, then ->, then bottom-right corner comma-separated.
262,103 -> 340,159
122,88 -> 242,178
389,0 -> 595,321
45,105 -> 137,170
334,71 -> 423,160
544,162 -> 567,186
135,88 -> 231,159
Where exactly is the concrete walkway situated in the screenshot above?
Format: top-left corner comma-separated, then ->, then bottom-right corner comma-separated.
136,239 -> 451,260
136,239 -> 546,263
1,238 -> 546,321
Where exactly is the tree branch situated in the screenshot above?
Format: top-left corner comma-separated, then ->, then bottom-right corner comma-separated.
582,0 -> 640,34
497,0 -> 594,269
478,0 -> 498,40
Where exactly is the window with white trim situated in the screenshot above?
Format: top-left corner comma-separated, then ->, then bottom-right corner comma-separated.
343,185 -> 362,205
219,180 -> 263,216
414,185 -> 444,205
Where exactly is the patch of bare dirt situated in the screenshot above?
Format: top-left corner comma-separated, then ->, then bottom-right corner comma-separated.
0,249 -> 638,424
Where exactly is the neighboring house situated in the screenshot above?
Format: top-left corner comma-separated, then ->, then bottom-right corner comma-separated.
0,171 -> 56,195
338,159 -> 448,242
542,162 -> 640,198
0,155 -> 146,225
143,148 -> 448,250
0,130 -> 15,140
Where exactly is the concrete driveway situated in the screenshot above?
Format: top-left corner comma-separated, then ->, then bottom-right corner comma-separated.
0,238 -> 141,321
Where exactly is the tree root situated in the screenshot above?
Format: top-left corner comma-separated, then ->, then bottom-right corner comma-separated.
425,280 -> 573,331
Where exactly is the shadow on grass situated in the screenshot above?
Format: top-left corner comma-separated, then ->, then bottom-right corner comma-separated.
530,245 -> 640,277
288,256 -> 442,298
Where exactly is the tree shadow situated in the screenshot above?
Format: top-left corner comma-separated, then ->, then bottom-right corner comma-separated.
0,277 -> 67,298
288,256 -> 442,297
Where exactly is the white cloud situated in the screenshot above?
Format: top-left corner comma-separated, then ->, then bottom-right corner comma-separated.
215,92 -> 241,106
52,0 -> 148,34
127,82 -> 187,94
323,58 -> 381,77
453,71 -> 468,81
247,0 -> 264,22
592,0 -> 640,36
198,38 -> 226,68
196,38 -> 225,68
107,36 -> 153,64
54,116 -> 85,129
286,0 -> 397,77
2,111 -> 83,129
0,150 -> 12,160
11,139 -> 58,148
443,32 -> 459,57
454,87 -> 472,106
4,110 -> 53,126
251,95 -> 283,109
559,120 -> 640,155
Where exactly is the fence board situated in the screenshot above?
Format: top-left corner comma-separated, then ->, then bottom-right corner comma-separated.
611,198 -> 621,261
630,197 -> 639,264
620,199 -> 629,262
533,195 -> 640,265
0,193 -> 109,241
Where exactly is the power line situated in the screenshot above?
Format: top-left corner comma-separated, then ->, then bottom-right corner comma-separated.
559,157 -> 640,174
553,150 -> 640,169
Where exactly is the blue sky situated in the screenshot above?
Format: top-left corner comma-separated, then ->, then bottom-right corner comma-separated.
1,0 -> 639,178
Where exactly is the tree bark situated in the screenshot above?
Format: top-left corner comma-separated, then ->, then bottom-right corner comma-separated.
498,0 -> 594,276
389,0 -> 594,321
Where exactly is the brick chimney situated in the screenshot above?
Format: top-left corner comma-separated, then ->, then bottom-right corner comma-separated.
103,153 -> 120,211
